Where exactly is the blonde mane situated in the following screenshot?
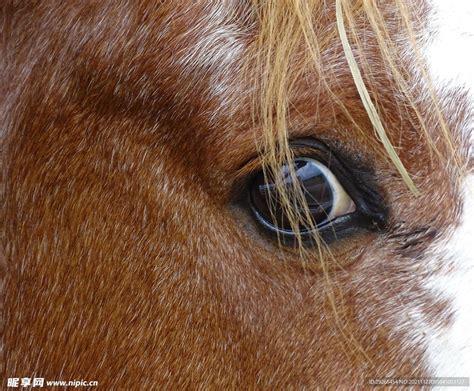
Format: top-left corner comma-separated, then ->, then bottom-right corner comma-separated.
249,0 -> 460,363
250,0 -> 461,246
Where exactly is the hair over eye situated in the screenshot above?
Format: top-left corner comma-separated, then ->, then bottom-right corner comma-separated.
249,156 -> 355,235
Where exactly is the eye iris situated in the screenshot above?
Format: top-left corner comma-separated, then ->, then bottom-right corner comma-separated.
250,158 -> 334,232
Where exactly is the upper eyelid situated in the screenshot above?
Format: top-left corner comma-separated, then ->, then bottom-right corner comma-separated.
235,156 -> 264,179
235,144 -> 332,181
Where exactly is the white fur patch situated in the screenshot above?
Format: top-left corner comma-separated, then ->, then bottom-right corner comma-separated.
423,0 -> 474,383
424,0 -> 474,88
177,2 -> 245,121
424,176 -> 474,381
424,0 -> 474,150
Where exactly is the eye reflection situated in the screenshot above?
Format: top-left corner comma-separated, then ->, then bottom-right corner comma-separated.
249,157 -> 355,233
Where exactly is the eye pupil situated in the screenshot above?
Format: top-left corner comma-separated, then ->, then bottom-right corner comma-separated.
250,158 -> 335,232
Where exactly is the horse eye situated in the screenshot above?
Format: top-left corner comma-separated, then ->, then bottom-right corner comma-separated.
249,157 -> 356,237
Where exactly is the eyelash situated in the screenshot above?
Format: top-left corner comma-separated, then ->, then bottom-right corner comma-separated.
240,138 -> 388,247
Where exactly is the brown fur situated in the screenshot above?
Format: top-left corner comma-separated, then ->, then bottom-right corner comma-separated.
1,1 -> 471,388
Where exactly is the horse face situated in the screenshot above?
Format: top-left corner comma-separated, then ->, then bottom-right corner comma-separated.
2,0 -> 472,388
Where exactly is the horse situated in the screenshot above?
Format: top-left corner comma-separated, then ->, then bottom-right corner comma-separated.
2,0 -> 473,388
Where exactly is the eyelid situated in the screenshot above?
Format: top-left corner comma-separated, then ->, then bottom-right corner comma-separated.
235,157 -> 264,178
234,144 -> 325,182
